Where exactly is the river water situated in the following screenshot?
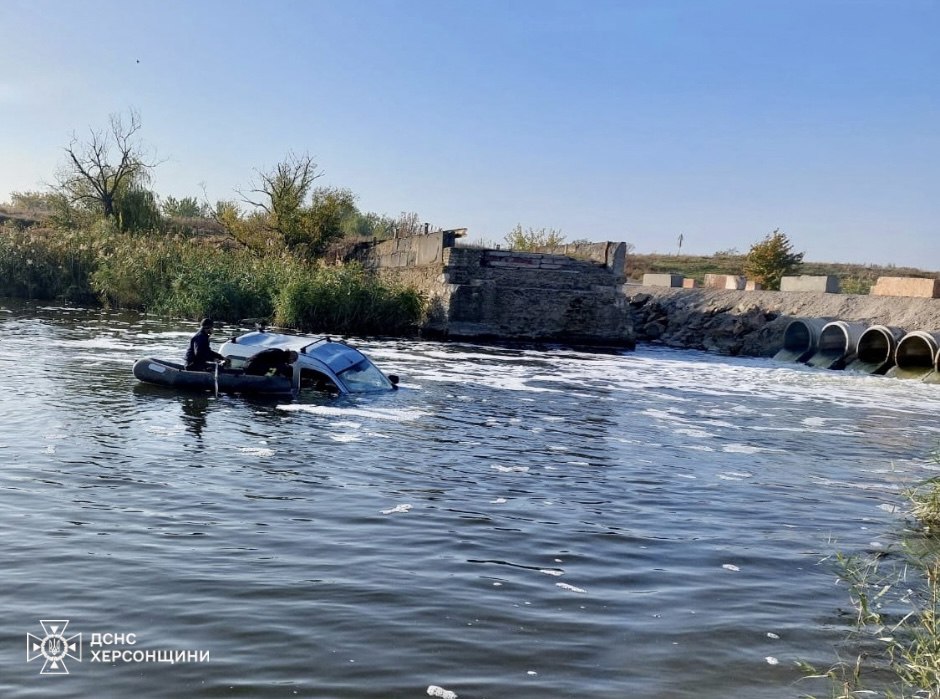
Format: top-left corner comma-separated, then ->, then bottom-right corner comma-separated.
2,301 -> 939,698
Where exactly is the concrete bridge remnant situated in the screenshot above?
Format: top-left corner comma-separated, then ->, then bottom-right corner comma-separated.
347,231 -> 635,347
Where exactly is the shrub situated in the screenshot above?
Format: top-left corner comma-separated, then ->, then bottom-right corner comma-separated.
274,263 -> 424,335
744,229 -> 804,290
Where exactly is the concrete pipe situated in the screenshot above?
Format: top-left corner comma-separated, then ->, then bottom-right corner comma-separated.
846,325 -> 906,375
773,318 -> 830,363
806,321 -> 868,370
886,330 -> 940,380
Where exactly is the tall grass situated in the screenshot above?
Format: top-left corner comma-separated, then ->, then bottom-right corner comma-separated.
0,224 -> 100,302
801,452 -> 940,698
274,264 -> 424,336
0,223 -> 426,335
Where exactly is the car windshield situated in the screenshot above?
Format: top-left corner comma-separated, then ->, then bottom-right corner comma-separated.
337,359 -> 392,392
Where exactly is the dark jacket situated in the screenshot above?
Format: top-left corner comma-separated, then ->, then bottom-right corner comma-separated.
185,329 -> 224,369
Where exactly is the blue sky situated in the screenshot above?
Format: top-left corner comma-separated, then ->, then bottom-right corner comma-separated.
1,0 -> 937,267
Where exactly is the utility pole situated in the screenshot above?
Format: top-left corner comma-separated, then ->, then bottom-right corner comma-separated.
677,233 -> 684,255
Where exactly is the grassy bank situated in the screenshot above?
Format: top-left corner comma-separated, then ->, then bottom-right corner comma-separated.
801,455 -> 940,698
0,223 -> 425,336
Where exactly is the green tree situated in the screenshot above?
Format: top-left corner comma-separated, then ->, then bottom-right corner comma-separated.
504,224 -> 566,251
295,186 -> 358,256
237,154 -> 361,258
56,110 -> 158,220
162,195 -> 206,218
744,228 -> 804,290
114,185 -> 162,232
239,151 -> 321,249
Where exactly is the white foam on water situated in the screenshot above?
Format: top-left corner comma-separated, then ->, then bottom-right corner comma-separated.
802,416 -> 828,427
556,582 -> 586,594
62,337 -> 137,351
765,656 -> 779,665
721,444 -> 765,454
427,685 -> 458,699
540,569 -> 564,576
329,433 -> 361,443
43,445 -> 56,454
811,476 -> 902,493
277,404 -> 428,422
527,670 -> 538,675
675,428 -> 715,439
879,503 -> 899,514
491,498 -> 507,504
722,564 -> 740,572
239,447 -> 275,457
491,465 -> 530,473
332,421 -> 362,429
642,408 -> 687,423
381,504 -> 412,515
145,425 -> 184,436
767,632 -> 780,639
684,445 -> 715,452
566,461 -> 590,466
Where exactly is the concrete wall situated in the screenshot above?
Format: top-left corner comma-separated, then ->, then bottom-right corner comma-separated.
348,233 -> 635,346
870,276 -> 940,299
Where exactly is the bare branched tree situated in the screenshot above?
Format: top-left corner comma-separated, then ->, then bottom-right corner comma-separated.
238,151 -> 321,232
56,109 -> 158,218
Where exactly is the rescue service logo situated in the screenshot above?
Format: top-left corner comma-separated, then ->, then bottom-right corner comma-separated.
26,620 -> 82,675
24,620 -> 210,674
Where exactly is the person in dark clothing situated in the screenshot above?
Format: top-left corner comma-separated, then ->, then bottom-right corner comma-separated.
185,318 -> 227,371
243,349 -> 297,377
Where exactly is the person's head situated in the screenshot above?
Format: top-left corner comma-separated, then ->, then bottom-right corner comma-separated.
200,317 -> 214,334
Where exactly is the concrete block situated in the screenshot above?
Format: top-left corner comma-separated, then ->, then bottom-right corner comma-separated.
745,280 -> 762,291
703,274 -> 744,289
415,234 -> 444,266
642,273 -> 683,288
870,276 -> 940,298
682,278 -> 699,288
780,275 -> 840,293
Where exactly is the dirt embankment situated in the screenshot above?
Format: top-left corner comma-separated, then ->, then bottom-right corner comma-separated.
626,286 -> 940,357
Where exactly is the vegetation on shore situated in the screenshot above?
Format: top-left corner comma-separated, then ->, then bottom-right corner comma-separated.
4,108 -> 938,333
0,110 -> 429,335
800,453 -> 940,698
0,222 -> 424,335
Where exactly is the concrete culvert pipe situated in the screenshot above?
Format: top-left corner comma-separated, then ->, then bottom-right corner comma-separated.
773,318 -> 830,363
806,321 -> 868,370
847,325 -> 906,375
887,331 -> 940,380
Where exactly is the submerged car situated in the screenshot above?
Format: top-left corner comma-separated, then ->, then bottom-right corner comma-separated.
133,330 -> 398,396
